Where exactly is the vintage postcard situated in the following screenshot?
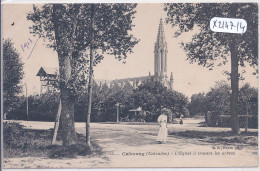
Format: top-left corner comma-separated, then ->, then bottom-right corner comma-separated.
1,0 -> 259,169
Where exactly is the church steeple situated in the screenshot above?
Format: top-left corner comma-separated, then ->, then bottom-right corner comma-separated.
156,18 -> 167,49
154,18 -> 167,77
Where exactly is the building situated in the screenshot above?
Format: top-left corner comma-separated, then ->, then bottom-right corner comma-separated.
37,18 -> 174,93
153,18 -> 173,90
96,18 -> 174,91
36,67 -> 59,94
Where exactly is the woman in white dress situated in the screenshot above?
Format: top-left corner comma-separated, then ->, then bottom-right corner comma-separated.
157,109 -> 169,144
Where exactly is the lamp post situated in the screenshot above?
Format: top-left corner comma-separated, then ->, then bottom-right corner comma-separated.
245,101 -> 249,133
25,83 -> 29,120
115,102 -> 120,123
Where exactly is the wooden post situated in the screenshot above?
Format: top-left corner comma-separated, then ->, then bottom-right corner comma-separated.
40,76 -> 42,95
245,101 -> 249,133
117,105 -> 119,123
51,99 -> 62,144
25,83 -> 29,120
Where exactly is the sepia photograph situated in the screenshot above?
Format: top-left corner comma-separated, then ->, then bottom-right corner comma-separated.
1,0 -> 259,169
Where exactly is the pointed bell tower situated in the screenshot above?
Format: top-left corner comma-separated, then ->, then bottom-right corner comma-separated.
154,18 -> 168,77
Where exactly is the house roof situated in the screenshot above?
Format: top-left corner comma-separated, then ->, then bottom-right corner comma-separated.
36,67 -> 59,76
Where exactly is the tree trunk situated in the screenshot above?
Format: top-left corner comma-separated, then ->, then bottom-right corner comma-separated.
52,4 -> 77,146
59,55 -> 77,146
230,41 -> 240,135
86,4 -> 95,147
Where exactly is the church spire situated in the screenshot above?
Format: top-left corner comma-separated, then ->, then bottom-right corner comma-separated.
156,18 -> 167,49
154,18 -> 168,77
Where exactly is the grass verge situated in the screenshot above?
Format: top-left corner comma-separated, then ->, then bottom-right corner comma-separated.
3,122 -> 102,159
169,130 -> 258,146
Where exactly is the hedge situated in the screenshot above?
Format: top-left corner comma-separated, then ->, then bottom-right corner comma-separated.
217,115 -> 258,129
206,114 -> 258,129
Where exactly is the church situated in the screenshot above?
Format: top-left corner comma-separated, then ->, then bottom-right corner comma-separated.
96,18 -> 174,91
37,19 -> 173,94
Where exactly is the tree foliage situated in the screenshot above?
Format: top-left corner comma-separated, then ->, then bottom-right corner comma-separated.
8,93 -> 60,121
239,83 -> 258,116
27,3 -> 139,98
164,3 -> 258,134
189,81 -> 258,117
189,93 -> 207,116
3,39 -> 24,114
131,78 -> 189,121
27,3 -> 139,102
206,81 -> 231,115
27,3 -> 139,146
164,3 -> 258,72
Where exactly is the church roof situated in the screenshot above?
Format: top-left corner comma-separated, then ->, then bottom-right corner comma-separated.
95,75 -> 151,90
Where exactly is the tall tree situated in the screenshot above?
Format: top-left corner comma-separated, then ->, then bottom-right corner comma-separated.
239,83 -> 258,116
131,78 -> 188,121
27,3 -> 139,146
3,39 -> 24,115
189,93 -> 207,116
206,81 -> 231,116
164,3 -> 258,134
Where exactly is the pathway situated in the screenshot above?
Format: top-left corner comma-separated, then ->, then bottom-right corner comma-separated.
3,119 -> 258,168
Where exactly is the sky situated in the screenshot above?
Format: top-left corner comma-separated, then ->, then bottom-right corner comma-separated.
2,3 -> 258,98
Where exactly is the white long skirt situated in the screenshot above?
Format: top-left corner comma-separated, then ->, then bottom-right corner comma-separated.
157,123 -> 168,143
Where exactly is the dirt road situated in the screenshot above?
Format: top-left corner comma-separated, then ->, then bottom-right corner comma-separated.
3,119 -> 258,168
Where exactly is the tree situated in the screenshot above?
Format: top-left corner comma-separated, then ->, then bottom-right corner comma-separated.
164,3 -> 258,134
131,79 -> 167,117
95,81 -> 134,122
239,83 -> 258,117
131,78 -> 188,121
168,91 -> 189,117
27,4 -> 139,146
189,93 -> 207,116
238,83 -> 258,131
206,81 -> 231,116
3,39 -> 24,115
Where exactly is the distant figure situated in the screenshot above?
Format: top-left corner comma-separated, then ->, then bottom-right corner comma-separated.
180,114 -> 184,125
157,108 -> 169,144
11,22 -> 14,26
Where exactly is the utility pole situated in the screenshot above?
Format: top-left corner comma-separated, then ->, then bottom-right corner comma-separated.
245,101 -> 249,133
25,82 -> 29,120
115,102 -> 120,123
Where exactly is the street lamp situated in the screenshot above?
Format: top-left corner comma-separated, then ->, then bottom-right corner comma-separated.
25,83 -> 29,120
115,102 -> 120,123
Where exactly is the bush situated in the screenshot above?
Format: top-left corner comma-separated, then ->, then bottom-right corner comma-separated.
7,92 -> 60,121
3,122 -> 102,158
205,111 -> 219,127
217,115 -> 258,129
